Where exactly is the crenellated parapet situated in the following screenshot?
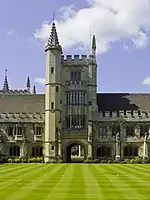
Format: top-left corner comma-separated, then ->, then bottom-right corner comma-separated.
0,112 -> 44,123
61,54 -> 88,66
0,89 -> 29,95
96,110 -> 150,121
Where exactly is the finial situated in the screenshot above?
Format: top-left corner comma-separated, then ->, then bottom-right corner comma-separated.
52,12 -> 55,24
5,69 -> 7,76
2,69 -> 9,92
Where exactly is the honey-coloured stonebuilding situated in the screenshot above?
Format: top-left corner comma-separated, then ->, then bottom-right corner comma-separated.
0,22 -> 150,162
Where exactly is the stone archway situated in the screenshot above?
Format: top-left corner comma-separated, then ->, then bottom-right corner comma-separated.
63,140 -> 87,163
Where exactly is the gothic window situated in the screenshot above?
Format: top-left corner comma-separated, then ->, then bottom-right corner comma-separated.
14,127 -> 23,136
51,146 -> 55,150
66,115 -> 85,129
124,146 -> 138,157
66,92 -> 86,105
98,127 -> 107,137
8,127 -> 13,136
139,124 -> 149,137
81,92 -> 85,104
56,86 -> 59,92
97,147 -> 111,157
9,146 -> 20,157
70,71 -> 81,81
126,125 -> 135,136
51,67 -> 54,74
32,147 -> 43,157
88,101 -> 92,106
35,127 -> 43,136
112,125 -> 120,136
51,102 -> 54,109
17,127 -> 23,135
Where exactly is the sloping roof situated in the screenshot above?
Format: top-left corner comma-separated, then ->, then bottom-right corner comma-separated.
0,94 -> 45,113
97,93 -> 150,111
0,93 -> 150,114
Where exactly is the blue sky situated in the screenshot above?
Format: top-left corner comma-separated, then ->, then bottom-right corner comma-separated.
0,0 -> 150,93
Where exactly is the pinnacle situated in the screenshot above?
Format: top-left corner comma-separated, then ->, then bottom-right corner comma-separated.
2,69 -> 9,92
27,77 -> 30,88
92,35 -> 96,50
45,22 -> 61,51
33,85 -> 36,94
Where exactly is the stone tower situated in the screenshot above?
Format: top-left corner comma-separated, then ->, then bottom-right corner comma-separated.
44,22 -> 63,162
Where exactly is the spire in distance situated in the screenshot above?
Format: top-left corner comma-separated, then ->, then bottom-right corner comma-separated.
33,85 -> 36,94
27,77 -> 31,88
2,69 -> 9,92
45,14 -> 62,52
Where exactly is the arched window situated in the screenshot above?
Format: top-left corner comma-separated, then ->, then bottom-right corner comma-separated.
9,146 -> 20,156
124,146 -> 138,157
97,147 -> 111,157
32,147 -> 43,157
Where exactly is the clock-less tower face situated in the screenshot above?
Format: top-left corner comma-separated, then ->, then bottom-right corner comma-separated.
65,66 -> 87,130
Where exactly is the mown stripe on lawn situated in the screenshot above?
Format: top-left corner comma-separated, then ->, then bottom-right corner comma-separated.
114,165 -> 150,197
83,164 -> 104,200
3,164 -> 68,200
0,164 -> 45,187
89,164 -> 128,200
65,164 -> 86,200
0,164 -> 51,199
123,164 -> 150,176
44,164 -> 74,200
0,163 -> 31,174
101,165 -> 149,200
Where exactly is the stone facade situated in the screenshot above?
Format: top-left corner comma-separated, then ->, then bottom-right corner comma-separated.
0,22 -> 150,162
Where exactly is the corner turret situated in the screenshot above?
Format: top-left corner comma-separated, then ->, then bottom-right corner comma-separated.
44,21 -> 63,162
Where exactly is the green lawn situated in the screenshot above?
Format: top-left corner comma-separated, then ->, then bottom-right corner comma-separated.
0,164 -> 150,200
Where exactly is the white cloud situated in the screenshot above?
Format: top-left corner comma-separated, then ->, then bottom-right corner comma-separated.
143,77 -> 150,86
7,29 -> 17,36
34,78 -> 45,85
132,31 -> 149,48
34,0 -> 150,54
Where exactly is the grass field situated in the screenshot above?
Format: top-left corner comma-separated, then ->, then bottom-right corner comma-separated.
0,164 -> 150,200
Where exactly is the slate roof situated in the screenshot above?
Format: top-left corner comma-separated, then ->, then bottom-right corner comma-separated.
0,94 -> 44,113
0,93 -> 150,114
97,93 -> 150,111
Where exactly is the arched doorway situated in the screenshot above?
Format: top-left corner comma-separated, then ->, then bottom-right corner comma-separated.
66,143 -> 85,163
